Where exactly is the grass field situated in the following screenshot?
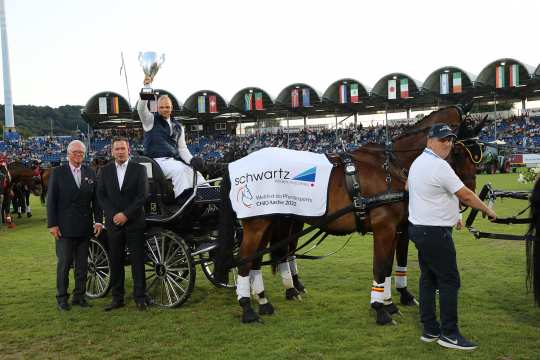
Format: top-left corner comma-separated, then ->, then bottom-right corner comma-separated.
0,173 -> 539,360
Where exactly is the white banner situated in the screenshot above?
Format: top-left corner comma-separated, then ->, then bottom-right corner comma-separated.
388,79 -> 397,99
228,147 -> 333,219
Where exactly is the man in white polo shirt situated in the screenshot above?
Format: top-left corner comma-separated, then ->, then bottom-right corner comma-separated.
407,123 -> 497,351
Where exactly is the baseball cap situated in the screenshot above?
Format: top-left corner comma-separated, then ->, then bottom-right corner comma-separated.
427,123 -> 457,139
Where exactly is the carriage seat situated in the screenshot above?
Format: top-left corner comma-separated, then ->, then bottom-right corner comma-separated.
131,156 -> 176,205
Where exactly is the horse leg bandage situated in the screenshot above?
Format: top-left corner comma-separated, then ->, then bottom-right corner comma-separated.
249,270 -> 268,305
288,256 -> 298,276
236,275 -> 251,300
394,266 -> 407,288
278,262 -> 294,289
370,280 -> 385,304
383,276 -> 392,305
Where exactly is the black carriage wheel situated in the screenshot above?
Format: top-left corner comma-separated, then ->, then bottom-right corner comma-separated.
145,230 -> 195,308
200,227 -> 242,289
200,255 -> 238,289
86,237 -> 111,298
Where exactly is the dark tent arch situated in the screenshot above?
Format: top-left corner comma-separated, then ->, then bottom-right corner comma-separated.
132,89 -> 183,120
229,87 -> 274,116
422,66 -> 475,96
371,73 -> 422,99
322,78 -> 369,107
81,91 -> 136,129
275,83 -> 321,115
182,90 -> 228,118
476,58 -> 533,88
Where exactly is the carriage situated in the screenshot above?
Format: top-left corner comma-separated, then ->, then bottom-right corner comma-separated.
84,155 -> 241,308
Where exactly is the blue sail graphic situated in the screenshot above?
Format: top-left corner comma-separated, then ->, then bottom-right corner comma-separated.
292,167 -> 316,182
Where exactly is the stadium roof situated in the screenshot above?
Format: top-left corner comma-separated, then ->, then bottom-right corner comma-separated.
82,57 -> 540,129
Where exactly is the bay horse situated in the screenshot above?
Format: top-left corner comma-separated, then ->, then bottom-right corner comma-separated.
215,105 -> 486,324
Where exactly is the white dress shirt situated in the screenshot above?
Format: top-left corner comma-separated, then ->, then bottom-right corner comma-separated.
116,161 -> 128,189
69,163 -> 81,188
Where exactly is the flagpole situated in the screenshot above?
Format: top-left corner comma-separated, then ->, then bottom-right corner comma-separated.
120,51 -> 132,106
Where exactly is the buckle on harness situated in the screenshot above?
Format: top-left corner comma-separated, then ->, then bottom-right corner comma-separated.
345,165 -> 356,175
353,197 -> 365,210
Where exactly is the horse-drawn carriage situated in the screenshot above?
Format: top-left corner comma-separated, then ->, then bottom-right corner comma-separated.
85,155 -> 241,307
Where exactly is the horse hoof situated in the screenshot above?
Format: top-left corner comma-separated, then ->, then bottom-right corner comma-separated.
384,303 -> 400,316
397,287 -> 418,306
239,297 -> 260,323
292,275 -> 306,293
259,302 -> 275,315
285,287 -> 301,301
27,213 -> 32,218
371,302 -> 394,326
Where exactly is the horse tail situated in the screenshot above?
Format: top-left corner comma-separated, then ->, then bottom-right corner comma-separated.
214,166 -> 236,284
527,177 -> 540,306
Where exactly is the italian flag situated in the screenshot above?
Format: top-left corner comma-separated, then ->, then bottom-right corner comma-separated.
400,78 -> 409,98
350,83 -> 359,103
509,64 -> 520,87
496,65 -> 505,88
452,72 -> 462,93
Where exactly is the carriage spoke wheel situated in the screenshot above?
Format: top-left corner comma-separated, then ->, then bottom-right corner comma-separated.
145,230 -> 195,308
86,238 -> 111,298
201,226 -> 242,289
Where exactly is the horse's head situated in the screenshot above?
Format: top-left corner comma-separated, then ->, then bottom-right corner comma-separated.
448,117 -> 487,192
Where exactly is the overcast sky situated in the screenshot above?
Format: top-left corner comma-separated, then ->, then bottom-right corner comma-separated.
2,0 -> 539,107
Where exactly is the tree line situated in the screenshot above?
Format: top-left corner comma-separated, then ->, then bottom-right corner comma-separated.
0,104 -> 84,138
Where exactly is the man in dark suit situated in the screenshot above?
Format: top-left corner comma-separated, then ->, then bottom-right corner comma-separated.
47,140 -> 103,311
97,137 -> 149,311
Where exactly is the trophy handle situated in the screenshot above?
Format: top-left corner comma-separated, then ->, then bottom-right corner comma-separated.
159,54 -> 165,66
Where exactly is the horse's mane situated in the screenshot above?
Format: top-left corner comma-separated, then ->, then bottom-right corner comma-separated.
392,106 -> 462,142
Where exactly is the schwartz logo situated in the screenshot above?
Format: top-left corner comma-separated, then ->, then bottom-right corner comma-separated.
234,166 -> 317,185
236,184 -> 254,208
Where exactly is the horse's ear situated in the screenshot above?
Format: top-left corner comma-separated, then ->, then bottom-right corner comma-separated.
472,115 -> 489,137
457,100 -> 474,116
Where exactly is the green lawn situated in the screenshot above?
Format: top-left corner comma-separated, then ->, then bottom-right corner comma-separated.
0,173 -> 539,360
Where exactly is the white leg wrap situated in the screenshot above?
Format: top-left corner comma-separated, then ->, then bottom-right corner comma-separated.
27,206 -> 31,213
278,262 -> 294,289
383,276 -> 392,305
395,266 -> 407,288
370,280 -> 385,304
236,275 -> 251,300
250,270 -> 268,304
288,256 -> 298,276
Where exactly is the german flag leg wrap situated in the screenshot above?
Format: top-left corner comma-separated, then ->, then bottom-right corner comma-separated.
383,276 -> 392,305
370,281 -> 385,304
394,266 -> 407,289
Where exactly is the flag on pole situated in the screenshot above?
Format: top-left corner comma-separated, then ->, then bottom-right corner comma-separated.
338,84 -> 347,104
509,64 -> 520,87
350,83 -> 359,103
452,72 -> 462,93
244,93 -> 253,111
400,78 -> 409,98
302,88 -> 311,107
440,73 -> 449,95
496,65 -> 505,88
98,97 -> 107,114
255,92 -> 264,110
291,89 -> 299,108
209,95 -> 218,113
120,52 -> 126,76
198,95 -> 206,113
110,96 -> 119,114
388,79 -> 397,99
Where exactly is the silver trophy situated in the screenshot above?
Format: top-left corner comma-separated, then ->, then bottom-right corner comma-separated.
139,51 -> 165,100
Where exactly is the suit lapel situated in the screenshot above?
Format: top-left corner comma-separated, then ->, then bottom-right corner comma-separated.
65,164 -> 79,192
111,163 -> 121,193
121,161 -> 134,192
